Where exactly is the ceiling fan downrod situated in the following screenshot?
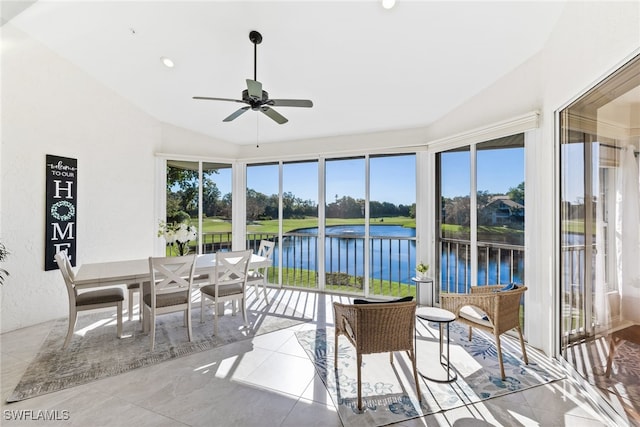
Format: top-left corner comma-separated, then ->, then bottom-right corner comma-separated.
249,30 -> 262,82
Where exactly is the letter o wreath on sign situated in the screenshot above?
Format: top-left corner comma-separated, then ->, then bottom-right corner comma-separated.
51,200 -> 76,222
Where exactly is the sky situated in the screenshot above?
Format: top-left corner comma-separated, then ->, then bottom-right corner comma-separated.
441,148 -> 524,198
215,149 -> 525,205
246,155 -> 417,205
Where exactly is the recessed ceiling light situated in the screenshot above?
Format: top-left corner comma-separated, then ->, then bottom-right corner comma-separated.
160,56 -> 174,68
382,0 -> 396,10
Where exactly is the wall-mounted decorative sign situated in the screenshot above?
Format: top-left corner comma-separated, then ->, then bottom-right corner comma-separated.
45,155 -> 77,271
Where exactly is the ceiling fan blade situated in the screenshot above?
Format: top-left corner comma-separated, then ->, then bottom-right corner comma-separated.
193,96 -> 246,104
260,106 -> 288,124
223,106 -> 250,122
246,79 -> 263,99
269,99 -> 313,108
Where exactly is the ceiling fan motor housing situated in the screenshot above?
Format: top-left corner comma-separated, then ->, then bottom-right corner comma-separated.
242,89 -> 269,110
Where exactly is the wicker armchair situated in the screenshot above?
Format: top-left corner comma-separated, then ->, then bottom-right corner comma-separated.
440,285 -> 528,380
333,300 -> 421,412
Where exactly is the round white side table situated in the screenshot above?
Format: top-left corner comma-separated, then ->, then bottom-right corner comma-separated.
416,306 -> 457,382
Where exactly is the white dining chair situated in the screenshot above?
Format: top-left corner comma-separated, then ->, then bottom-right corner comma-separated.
247,240 -> 275,304
199,250 -> 251,335
55,251 -> 124,349
144,254 -> 197,350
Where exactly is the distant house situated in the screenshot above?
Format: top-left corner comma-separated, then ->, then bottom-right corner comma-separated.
480,196 -> 524,226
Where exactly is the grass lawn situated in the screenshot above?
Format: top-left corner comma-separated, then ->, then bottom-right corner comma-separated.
199,216 -> 417,234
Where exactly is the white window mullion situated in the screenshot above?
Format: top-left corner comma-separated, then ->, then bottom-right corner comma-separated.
364,155 -> 370,296
232,162 -> 246,251
155,157 -> 167,256
278,161 -> 284,287
470,145 -> 478,290
198,161 -> 204,255
318,157 -> 326,291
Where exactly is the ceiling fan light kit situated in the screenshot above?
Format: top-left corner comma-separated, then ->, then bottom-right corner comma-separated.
193,31 -> 313,125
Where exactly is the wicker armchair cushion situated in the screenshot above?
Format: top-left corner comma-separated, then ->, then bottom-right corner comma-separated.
497,283 -> 519,292
459,305 -> 492,326
353,296 -> 413,304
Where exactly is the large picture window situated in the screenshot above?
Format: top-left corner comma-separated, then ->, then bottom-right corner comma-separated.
164,160 -> 232,255
436,135 -> 525,322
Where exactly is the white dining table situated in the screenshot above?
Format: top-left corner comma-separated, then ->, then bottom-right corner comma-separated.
73,253 -> 270,290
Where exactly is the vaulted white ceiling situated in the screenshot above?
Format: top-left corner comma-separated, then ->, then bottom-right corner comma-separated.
5,1 -> 566,145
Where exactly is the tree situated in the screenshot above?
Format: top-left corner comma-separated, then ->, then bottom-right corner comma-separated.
219,193 -> 232,219
246,188 -> 269,221
327,196 -> 363,218
166,166 -> 223,221
508,182 -> 525,205
202,176 -> 221,217
444,196 -> 471,226
166,192 -> 183,221
476,190 -> 491,210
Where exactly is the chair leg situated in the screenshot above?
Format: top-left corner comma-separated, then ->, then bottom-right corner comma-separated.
262,272 -> 270,304
468,326 -> 473,341
357,353 -> 363,412
495,334 -> 505,380
116,301 -> 123,338
409,349 -> 422,402
241,297 -> 248,327
605,338 -> 617,377
214,297 -> 219,336
141,299 -> 146,331
517,327 -> 529,365
142,304 -> 150,333
186,307 -> 192,342
149,312 -> 156,351
63,308 -> 78,349
128,288 -> 134,321
200,294 -> 205,323
334,331 -> 339,368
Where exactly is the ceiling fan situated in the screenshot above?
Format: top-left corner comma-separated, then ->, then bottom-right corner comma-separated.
193,31 -> 313,125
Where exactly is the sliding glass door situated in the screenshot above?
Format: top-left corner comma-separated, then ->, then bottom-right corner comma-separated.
559,54 -> 640,418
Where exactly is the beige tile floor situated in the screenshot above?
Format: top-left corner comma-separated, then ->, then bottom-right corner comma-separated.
0,289 -> 622,426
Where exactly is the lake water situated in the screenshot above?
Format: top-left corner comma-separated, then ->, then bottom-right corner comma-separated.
274,225 -> 522,290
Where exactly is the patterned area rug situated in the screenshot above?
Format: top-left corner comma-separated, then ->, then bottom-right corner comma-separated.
8,295 -> 309,402
586,337 -> 640,422
296,319 -> 564,427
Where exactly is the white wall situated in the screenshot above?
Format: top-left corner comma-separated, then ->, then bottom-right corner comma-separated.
160,122 -> 238,159
0,26 -> 158,331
